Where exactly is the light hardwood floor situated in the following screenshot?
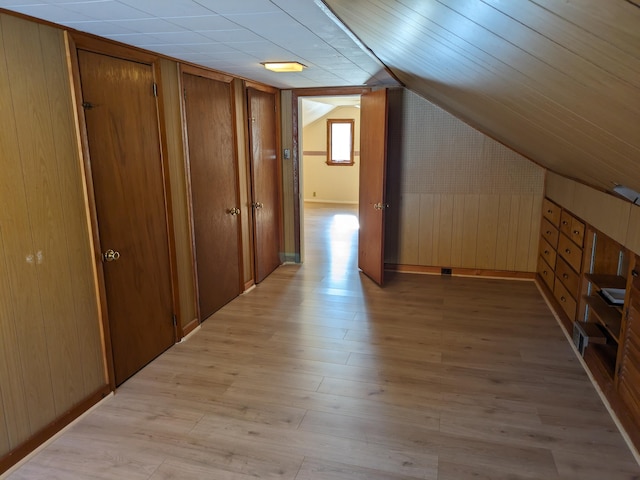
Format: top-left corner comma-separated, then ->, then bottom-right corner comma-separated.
6,202 -> 640,479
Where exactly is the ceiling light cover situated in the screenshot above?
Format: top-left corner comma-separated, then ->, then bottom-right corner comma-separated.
262,61 -> 306,72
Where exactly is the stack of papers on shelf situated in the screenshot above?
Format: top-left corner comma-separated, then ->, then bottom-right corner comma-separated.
600,288 -> 626,305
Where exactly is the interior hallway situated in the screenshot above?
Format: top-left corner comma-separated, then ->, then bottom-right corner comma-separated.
5,203 -> 640,479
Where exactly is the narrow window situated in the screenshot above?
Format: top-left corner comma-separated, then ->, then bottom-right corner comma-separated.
326,119 -> 355,166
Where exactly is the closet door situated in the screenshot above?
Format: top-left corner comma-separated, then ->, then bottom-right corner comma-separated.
78,50 -> 176,385
247,87 -> 281,283
183,71 -> 242,320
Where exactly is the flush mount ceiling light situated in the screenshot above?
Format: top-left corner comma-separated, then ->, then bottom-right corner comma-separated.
261,61 -> 306,72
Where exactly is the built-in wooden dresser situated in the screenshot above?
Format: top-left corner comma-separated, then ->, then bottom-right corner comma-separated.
537,198 -> 584,325
537,198 -> 640,450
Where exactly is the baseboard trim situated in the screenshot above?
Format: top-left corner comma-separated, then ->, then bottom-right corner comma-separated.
243,281 -> 256,293
181,317 -> 199,339
180,320 -> 201,342
0,385 -> 112,475
384,264 -> 535,280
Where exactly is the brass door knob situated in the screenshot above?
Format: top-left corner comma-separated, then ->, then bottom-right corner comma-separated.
228,207 -> 240,216
102,249 -> 120,262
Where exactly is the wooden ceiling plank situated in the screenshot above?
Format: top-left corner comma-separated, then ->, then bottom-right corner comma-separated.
392,0 -> 640,111
531,0 -> 640,58
480,0 -> 640,83
331,0 -> 640,147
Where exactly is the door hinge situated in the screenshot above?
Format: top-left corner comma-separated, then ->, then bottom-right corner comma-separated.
153,82 -> 158,97
82,102 -> 95,110
172,314 -> 177,327
183,88 -> 187,100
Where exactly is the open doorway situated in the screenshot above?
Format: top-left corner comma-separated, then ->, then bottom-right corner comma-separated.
298,95 -> 361,263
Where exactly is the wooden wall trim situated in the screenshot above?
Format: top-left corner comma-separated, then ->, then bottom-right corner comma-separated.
64,32 -> 115,390
0,386 -> 110,474
385,263 -> 536,280
245,80 -> 279,94
292,86 -> 371,96
180,63 -> 234,84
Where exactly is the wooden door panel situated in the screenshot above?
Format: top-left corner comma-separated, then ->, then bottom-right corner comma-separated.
248,88 -> 281,283
78,50 -> 175,385
183,72 -> 242,320
358,89 -> 388,285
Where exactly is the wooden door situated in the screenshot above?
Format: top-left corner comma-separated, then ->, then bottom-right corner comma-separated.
78,51 -> 175,386
247,87 -> 281,283
182,72 -> 242,320
358,89 -> 388,285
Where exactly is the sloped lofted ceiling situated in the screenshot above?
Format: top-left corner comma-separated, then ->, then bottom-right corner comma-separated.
323,0 -> 640,197
1,0 -> 638,197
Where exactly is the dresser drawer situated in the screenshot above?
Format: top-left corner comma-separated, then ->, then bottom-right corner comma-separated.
560,210 -> 585,247
539,237 -> 557,269
558,233 -> 582,273
555,256 -> 580,298
538,255 -> 555,291
542,198 -> 561,227
541,217 -> 559,249
554,278 -> 577,320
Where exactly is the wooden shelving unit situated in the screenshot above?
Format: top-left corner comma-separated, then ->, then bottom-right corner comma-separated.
580,230 -> 628,384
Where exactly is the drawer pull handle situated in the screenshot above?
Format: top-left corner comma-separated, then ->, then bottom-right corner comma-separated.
562,220 -> 568,225
563,273 -> 569,279
560,296 -> 566,302
543,270 -> 547,276
565,249 -> 571,254
546,230 -> 551,235
547,209 -> 553,214
544,250 -> 549,255
573,230 -> 580,235
633,269 -> 639,278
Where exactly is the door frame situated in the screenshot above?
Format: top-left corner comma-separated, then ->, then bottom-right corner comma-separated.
246,81 -> 284,284
179,64 -> 245,321
290,87 -> 371,263
67,32 -> 181,390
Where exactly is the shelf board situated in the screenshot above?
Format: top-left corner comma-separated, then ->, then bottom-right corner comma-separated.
585,273 -> 627,290
584,294 -> 622,340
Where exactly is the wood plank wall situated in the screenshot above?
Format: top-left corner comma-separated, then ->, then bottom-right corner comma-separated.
159,58 -> 198,331
546,172 -> 640,255
0,13 -> 106,458
385,88 -> 544,272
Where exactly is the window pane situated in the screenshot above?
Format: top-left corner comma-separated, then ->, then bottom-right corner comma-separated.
331,122 -> 352,162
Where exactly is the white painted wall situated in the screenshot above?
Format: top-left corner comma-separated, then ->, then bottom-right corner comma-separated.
302,106 -> 360,204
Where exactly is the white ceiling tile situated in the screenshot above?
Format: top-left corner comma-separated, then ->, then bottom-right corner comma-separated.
3,4 -> 93,22
144,30 -> 216,44
222,11 -> 294,31
63,1 -> 151,20
195,0 -> 280,15
102,33 -> 165,46
117,0 -> 215,17
198,29 -> 264,43
65,20 -> 136,36
165,15 -> 238,31
0,0 -> 396,89
108,18 -> 187,34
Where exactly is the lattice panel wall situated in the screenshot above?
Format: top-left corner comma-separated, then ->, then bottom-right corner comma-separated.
388,89 -> 544,195
385,89 -> 545,272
